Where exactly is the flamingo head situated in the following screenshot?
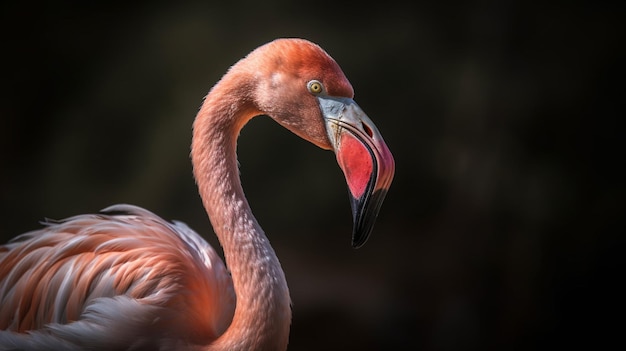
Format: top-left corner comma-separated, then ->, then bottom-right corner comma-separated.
248,38 -> 395,248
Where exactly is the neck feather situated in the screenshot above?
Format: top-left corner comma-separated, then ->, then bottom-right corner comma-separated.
191,78 -> 291,351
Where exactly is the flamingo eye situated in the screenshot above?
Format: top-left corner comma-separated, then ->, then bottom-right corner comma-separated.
307,80 -> 324,95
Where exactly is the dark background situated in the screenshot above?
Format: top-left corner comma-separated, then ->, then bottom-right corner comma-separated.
1,1 -> 622,350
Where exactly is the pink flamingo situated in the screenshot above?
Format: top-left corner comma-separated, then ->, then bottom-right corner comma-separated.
0,38 -> 394,350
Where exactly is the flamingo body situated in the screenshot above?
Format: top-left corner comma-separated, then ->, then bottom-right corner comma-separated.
0,38 -> 394,350
0,205 -> 234,349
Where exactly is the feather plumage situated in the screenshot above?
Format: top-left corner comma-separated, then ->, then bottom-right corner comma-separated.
0,205 -> 234,349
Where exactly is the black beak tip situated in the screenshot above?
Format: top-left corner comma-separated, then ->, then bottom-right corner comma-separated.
349,189 -> 388,249
351,229 -> 371,249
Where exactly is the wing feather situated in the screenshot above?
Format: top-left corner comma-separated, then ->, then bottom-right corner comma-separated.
0,204 -> 235,349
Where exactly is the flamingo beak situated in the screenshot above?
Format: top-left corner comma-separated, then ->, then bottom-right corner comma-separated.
319,96 -> 395,248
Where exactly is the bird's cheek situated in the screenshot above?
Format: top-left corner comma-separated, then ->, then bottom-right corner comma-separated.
296,99 -> 333,149
305,122 -> 333,150
276,109 -> 333,150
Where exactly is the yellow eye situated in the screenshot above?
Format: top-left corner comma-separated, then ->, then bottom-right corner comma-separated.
307,80 -> 324,94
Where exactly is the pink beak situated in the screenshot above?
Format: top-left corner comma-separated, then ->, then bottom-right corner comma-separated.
319,96 -> 395,248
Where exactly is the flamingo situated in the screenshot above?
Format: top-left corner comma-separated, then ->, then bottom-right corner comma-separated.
0,38 -> 395,350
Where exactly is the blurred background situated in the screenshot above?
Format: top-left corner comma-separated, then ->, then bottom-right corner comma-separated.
0,1 -> 622,350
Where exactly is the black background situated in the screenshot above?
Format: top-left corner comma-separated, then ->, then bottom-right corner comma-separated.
1,1 -> 622,350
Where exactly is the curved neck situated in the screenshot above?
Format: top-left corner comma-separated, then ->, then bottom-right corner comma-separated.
191,77 -> 291,351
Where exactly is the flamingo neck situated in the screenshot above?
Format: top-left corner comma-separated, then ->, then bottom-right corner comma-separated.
191,80 -> 291,351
